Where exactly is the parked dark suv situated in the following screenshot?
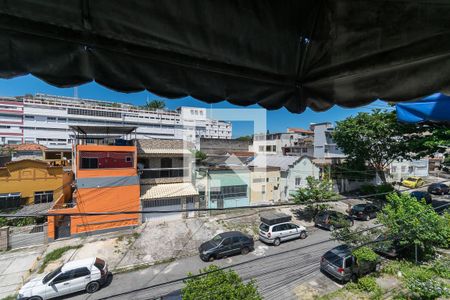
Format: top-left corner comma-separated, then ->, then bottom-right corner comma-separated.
427,183 -> 449,195
199,231 -> 254,262
350,203 -> 380,221
320,245 -> 381,283
410,191 -> 432,204
315,211 -> 354,231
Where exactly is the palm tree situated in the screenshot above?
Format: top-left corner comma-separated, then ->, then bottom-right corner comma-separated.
143,99 -> 166,110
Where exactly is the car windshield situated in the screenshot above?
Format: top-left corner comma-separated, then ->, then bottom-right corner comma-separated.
259,223 -> 269,232
211,234 -> 223,245
43,266 -> 62,284
411,192 -> 424,198
406,177 -> 417,181
352,205 -> 365,211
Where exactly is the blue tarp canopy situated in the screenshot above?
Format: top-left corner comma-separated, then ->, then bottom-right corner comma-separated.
396,93 -> 450,124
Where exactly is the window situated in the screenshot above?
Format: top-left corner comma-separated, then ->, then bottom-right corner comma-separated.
25,115 -> 34,120
52,272 -> 72,284
259,146 -> 264,152
261,185 -> 265,194
73,267 -> 90,278
391,166 -> 397,173
210,185 -> 247,200
272,145 -> 277,152
0,193 -> 21,209
81,157 -> 98,169
302,148 -> 308,153
232,236 -> 240,244
266,145 -> 271,151
47,117 -> 56,122
68,108 -> 121,118
401,166 -> 406,173
79,151 -> 134,169
344,256 -> 353,268
295,177 -> 301,186
34,191 -> 53,204
222,238 -> 231,245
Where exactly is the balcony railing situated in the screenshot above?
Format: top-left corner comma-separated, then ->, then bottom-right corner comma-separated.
139,167 -> 189,179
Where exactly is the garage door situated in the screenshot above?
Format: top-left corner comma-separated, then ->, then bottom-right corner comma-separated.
142,198 -> 182,222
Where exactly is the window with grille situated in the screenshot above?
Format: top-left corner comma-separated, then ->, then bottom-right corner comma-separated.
210,185 -> 247,200
34,191 -> 53,204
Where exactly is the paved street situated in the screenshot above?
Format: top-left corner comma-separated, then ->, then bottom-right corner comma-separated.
65,224 -> 352,300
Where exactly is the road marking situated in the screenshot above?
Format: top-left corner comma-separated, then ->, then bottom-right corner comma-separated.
252,245 -> 269,257
163,261 -> 179,274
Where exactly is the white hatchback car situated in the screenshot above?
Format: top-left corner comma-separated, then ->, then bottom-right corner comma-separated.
259,222 -> 307,246
18,257 -> 108,300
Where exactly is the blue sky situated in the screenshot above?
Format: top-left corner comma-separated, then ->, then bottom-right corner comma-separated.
0,75 -> 391,137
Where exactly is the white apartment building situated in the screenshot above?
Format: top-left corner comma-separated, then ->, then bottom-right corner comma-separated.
253,131 -> 313,155
0,94 -> 231,149
311,122 -> 346,161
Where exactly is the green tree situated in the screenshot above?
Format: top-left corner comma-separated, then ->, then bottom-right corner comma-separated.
291,176 -> 338,204
236,135 -> 253,142
331,225 -> 383,247
377,192 -> 449,258
333,110 -> 414,183
182,265 -> 262,300
143,99 -> 165,110
194,150 -> 207,162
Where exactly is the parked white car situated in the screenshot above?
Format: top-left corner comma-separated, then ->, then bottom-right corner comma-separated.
18,257 -> 108,300
259,222 -> 307,246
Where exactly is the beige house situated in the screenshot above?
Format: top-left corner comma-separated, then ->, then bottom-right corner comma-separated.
249,166 -> 281,204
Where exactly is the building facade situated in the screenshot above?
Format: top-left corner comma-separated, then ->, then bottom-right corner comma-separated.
249,155 -> 320,201
0,159 -> 72,209
311,122 -> 346,161
249,166 -> 281,204
389,159 -> 429,182
197,166 -> 250,209
47,127 -> 141,240
137,139 -> 198,222
253,131 -> 312,155
0,94 -> 231,149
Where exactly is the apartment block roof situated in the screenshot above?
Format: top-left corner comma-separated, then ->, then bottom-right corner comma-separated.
136,139 -> 194,155
287,128 -> 313,134
3,143 -> 47,152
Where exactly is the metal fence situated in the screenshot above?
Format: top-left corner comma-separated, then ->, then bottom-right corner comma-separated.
8,223 -> 47,249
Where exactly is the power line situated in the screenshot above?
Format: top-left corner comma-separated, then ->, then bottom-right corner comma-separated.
98,201 -> 450,299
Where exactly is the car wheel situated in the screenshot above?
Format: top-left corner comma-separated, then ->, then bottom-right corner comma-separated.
365,215 -> 370,221
241,247 -> 250,255
29,297 -> 43,300
208,255 -> 215,262
86,281 -> 101,294
300,231 -> 307,239
329,225 -> 335,231
350,274 -> 358,283
274,238 -> 281,246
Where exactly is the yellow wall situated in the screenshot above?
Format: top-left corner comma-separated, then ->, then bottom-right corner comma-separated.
250,168 -> 281,203
0,160 -> 73,205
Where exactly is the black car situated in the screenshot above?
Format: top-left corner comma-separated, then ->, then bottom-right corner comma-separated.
315,211 -> 354,231
410,191 -> 432,204
199,231 -> 254,262
350,204 -> 380,221
427,183 -> 449,195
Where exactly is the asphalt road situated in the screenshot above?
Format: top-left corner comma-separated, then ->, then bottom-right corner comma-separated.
65,226 -> 342,300
60,189 -> 450,300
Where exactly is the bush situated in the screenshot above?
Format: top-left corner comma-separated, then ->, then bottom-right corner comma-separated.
182,265 -> 262,300
38,245 -> 82,273
429,257 -> 450,279
352,246 -> 379,263
357,276 -> 381,294
346,276 -> 382,299
405,278 -> 450,300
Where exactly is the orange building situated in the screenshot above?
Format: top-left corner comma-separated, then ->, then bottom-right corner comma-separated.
47,126 -> 140,240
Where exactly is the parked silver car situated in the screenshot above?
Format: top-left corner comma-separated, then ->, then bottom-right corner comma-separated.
320,245 -> 381,283
259,222 -> 307,246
